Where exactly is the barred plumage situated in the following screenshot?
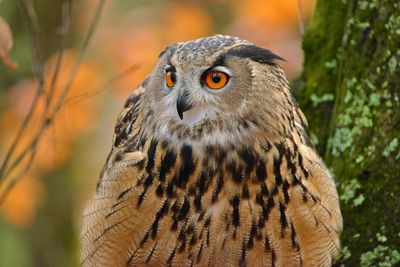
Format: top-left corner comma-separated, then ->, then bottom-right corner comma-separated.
81,35 -> 342,267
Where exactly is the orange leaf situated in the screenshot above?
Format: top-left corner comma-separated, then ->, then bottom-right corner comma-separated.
0,16 -> 17,70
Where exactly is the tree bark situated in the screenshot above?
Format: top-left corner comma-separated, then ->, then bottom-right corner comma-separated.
299,0 -> 400,265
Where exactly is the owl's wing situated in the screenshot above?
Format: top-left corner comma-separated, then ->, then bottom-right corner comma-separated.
81,84 -> 148,266
290,95 -> 312,147
113,84 -> 146,147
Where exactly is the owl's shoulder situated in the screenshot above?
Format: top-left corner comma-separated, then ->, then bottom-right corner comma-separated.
113,84 -> 146,147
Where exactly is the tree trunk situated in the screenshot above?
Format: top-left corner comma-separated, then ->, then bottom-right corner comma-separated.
299,0 -> 400,265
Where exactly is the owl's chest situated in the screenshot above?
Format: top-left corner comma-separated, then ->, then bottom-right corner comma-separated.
117,144 -> 278,266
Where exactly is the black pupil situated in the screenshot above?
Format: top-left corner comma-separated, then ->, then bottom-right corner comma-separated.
170,72 -> 176,83
211,73 -> 221,83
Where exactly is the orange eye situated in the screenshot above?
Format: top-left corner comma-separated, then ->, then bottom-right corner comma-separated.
204,71 -> 229,90
165,70 -> 176,88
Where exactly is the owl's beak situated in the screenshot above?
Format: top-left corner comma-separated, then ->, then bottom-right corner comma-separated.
177,92 -> 192,120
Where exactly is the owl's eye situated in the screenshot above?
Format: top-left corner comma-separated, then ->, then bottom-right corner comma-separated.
204,71 -> 229,90
165,70 -> 176,88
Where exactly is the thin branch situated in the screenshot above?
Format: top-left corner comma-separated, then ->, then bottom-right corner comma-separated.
0,0 -> 44,180
46,2 -> 71,110
63,64 -> 138,108
0,0 -> 106,203
50,0 -> 106,116
0,135 -> 38,205
22,0 -> 44,81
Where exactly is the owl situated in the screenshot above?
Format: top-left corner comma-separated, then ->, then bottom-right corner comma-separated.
81,35 -> 342,267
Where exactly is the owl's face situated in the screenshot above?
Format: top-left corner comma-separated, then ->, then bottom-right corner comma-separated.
139,35 -> 287,145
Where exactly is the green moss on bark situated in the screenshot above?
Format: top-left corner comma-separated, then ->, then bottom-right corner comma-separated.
300,0 -> 400,265
299,0 -> 347,154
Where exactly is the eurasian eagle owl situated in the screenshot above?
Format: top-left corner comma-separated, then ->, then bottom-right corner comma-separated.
81,35 -> 342,267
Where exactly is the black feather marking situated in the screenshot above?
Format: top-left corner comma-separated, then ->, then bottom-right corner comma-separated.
146,139 -> 158,174
265,196 -> 275,220
285,148 -> 298,178
178,227 -> 187,253
167,247 -> 177,266
242,184 -> 250,199
137,187 -> 147,207
196,241 -> 205,263
150,200 -> 169,238
206,223 -> 211,246
105,203 -> 127,219
126,247 -> 140,266
282,180 -> 290,204
211,173 -> 224,203
166,181 -> 175,197
211,54 -> 226,67
197,171 -> 208,194
146,241 -> 158,263
247,220 -> 257,249
159,149 -> 177,182
273,156 -> 283,186
135,158 -> 145,171
227,161 -> 243,183
298,153 -> 309,178
176,144 -> 195,188
240,239 -> 247,267
178,238 -> 186,254
179,197 -> 191,221
255,193 -> 266,228
256,192 -> 275,228
188,184 -> 196,196
226,44 -> 285,65
264,235 -> 271,251
143,174 -> 153,188
260,182 -> 269,197
272,185 -> 279,196
240,148 -> 256,175
117,187 -> 132,200
256,160 -> 267,182
138,132 -> 147,150
272,249 -> 276,267
290,222 -> 299,250
230,195 -> 241,227
186,222 -> 195,235
140,232 -> 150,247
255,192 -> 264,206
194,193 -> 202,212
155,183 -> 164,197
171,197 -> 190,230
189,233 -> 198,246
137,140 -> 158,206
279,201 -> 288,237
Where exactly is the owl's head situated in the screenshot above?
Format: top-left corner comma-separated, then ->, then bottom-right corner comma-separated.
137,35 -> 298,147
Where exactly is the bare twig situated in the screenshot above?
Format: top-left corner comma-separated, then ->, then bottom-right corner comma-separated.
0,132 -> 38,205
63,64 -> 138,108
0,0 -> 106,203
51,0 -> 106,117
47,2 -> 71,110
22,0 -> 44,81
0,0 -> 44,180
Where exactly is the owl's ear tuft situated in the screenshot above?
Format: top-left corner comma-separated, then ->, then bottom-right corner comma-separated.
159,47 -> 169,58
226,45 -> 285,65
159,44 -> 178,58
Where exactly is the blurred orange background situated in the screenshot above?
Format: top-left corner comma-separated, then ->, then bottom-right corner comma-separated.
0,0 -> 314,266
